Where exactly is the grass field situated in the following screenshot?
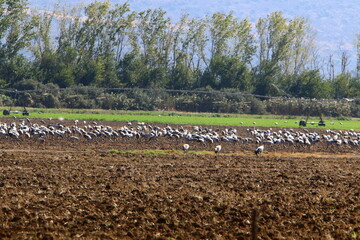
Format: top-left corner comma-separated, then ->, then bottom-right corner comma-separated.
1,107 -> 358,130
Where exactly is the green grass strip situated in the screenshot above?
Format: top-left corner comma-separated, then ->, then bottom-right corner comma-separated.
1,107 -> 359,130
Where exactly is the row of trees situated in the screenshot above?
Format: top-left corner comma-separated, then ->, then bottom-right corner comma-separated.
0,0 -> 360,108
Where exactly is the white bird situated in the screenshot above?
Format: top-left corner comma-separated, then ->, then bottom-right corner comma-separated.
70,136 -> 80,140
214,145 -> 222,160
183,143 -> 190,152
214,145 -> 222,154
254,145 -> 264,156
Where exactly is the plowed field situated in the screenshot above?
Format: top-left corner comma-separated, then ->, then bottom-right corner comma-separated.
0,119 -> 359,239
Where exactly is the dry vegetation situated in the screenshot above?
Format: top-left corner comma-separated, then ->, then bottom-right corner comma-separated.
0,119 -> 359,239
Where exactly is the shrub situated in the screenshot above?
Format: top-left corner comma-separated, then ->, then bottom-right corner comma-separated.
249,98 -> 266,114
42,94 -> 61,108
64,95 -> 95,109
12,79 -> 44,91
0,94 -> 13,107
336,116 -> 349,121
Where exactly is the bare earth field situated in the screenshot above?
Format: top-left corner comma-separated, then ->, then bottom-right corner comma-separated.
0,119 -> 359,239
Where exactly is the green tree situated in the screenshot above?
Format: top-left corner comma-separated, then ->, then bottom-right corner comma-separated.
289,70 -> 330,98
108,3 -> 136,62
44,4 -> 82,87
76,1 -> 111,59
201,55 -> 252,91
347,77 -> 360,97
118,51 -> 147,88
31,8 -> 57,84
231,18 -> 256,63
254,12 -> 316,96
181,17 -> 208,87
281,17 -> 316,75
128,8 -> 171,88
0,0 -> 37,86
208,12 -> 237,57
169,57 -> 197,89
332,73 -> 352,99
167,14 -> 193,89
204,13 -> 255,91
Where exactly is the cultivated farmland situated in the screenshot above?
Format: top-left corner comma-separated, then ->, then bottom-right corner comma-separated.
0,117 -> 359,239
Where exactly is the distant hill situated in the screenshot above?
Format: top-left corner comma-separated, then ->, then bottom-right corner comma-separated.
28,0 -> 360,73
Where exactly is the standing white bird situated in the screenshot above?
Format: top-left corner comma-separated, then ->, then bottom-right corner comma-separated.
254,145 -> 264,156
214,145 -> 222,159
214,145 -> 222,153
183,143 -> 190,152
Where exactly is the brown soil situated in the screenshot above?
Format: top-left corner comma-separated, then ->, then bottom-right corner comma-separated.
0,119 -> 359,239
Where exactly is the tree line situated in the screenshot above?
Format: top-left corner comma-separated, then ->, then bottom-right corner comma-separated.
0,0 -> 360,115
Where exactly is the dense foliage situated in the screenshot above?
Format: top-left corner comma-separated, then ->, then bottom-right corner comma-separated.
0,0 -> 360,116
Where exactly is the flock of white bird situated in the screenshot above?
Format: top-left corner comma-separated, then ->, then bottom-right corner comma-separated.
0,118 -> 359,155
248,127 -> 360,146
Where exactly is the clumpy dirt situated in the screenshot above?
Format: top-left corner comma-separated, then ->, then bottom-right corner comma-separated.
0,119 -> 359,239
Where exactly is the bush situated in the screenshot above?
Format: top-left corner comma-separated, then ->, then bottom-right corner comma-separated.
350,101 -> 360,117
99,93 -> 131,110
249,98 -> 266,114
12,79 -> 44,91
0,94 -> 13,107
64,95 -> 95,109
128,90 -> 156,111
336,116 -> 349,121
16,92 -> 34,106
42,94 -> 61,108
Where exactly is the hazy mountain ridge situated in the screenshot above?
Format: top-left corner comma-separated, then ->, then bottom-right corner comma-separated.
29,0 -> 360,72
